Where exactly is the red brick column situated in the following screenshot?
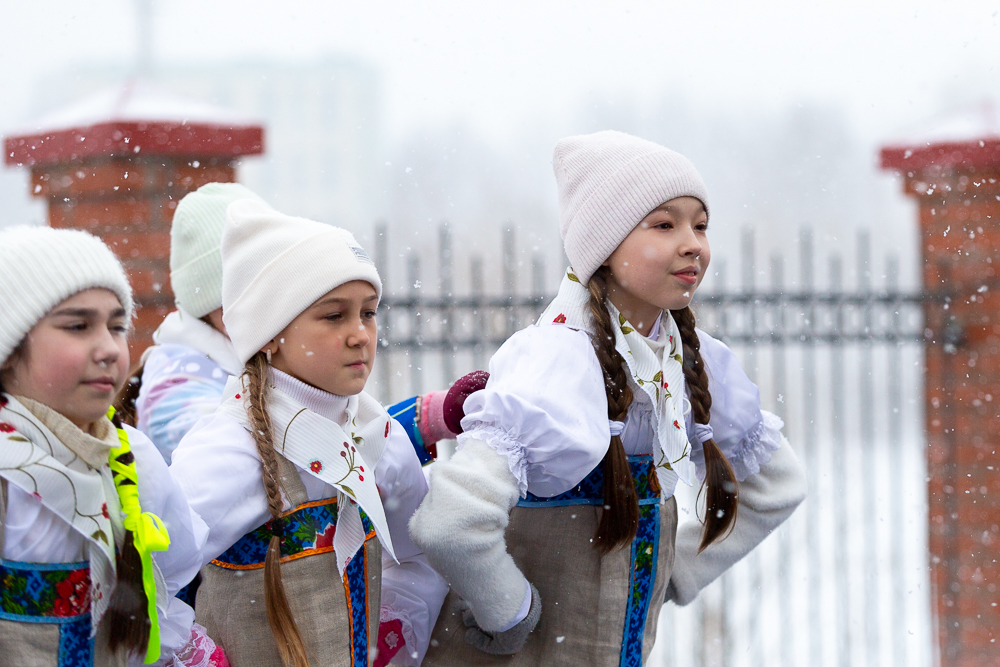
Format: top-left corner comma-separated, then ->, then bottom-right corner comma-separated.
5,112 -> 263,359
882,140 -> 1000,666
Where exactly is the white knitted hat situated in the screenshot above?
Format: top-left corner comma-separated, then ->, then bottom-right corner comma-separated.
553,130 -> 710,285
221,199 -> 383,365
170,182 -> 267,318
0,226 -> 133,366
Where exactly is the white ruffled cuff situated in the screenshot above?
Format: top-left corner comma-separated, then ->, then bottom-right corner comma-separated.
458,424 -> 529,497
726,410 -> 784,481
380,607 -> 419,666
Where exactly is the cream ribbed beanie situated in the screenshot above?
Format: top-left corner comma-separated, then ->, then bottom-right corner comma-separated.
0,226 -> 133,366
221,199 -> 383,365
553,130 -> 710,285
170,182 -> 267,318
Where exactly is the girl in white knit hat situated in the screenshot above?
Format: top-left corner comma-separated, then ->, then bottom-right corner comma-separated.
168,200 -> 448,667
0,226 -> 224,666
409,130 -> 809,666
117,182 -> 261,464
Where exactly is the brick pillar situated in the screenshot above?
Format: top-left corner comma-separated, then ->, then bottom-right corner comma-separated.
882,139 -> 1000,666
4,85 -> 263,358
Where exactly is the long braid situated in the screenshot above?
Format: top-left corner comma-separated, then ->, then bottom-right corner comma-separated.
244,352 -> 310,667
587,267 -> 639,553
669,306 -> 739,551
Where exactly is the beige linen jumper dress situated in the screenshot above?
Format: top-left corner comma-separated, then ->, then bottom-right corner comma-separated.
423,456 -> 678,667
196,455 -> 382,667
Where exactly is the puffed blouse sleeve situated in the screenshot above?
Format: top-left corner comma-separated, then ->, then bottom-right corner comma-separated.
688,329 -> 784,482
458,324 -> 610,498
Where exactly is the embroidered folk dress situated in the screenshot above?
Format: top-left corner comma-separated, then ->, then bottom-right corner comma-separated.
0,394 -> 209,667
421,303 -> 801,666
168,369 -> 448,667
136,309 -> 242,464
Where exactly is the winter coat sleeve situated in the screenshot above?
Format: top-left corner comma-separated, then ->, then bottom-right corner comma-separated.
136,345 -> 230,464
666,434 -> 808,606
128,425 -> 211,664
373,420 -> 449,666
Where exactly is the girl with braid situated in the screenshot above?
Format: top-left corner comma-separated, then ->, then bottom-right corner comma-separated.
410,131 -> 808,666
0,226 -> 220,666
169,200 -> 448,667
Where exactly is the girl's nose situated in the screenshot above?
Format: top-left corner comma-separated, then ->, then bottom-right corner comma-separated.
678,226 -> 703,257
94,329 -> 121,366
347,320 -> 372,347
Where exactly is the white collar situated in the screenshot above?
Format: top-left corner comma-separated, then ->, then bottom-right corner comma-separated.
271,368 -> 350,426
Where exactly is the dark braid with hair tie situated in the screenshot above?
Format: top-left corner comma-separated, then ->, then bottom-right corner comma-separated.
244,351 -> 310,667
586,267 -> 640,553
669,306 -> 739,551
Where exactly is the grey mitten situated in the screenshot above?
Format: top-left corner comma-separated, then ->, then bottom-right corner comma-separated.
461,583 -> 542,655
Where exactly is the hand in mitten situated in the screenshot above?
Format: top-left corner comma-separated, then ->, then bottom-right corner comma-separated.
373,618 -> 405,667
417,370 -> 491,452
461,582 -> 541,655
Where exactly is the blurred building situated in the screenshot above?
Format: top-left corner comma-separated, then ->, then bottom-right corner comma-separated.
32,58 -> 383,232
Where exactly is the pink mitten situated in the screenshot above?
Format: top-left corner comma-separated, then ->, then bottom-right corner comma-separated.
176,623 -> 230,666
373,618 -> 405,667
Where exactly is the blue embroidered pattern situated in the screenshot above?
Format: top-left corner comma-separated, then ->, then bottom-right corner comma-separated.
58,615 -> 94,667
0,558 -> 94,666
517,455 -> 660,666
343,514 -> 373,667
211,498 -> 339,569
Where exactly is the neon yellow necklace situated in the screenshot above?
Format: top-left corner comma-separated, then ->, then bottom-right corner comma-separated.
106,407 -> 171,664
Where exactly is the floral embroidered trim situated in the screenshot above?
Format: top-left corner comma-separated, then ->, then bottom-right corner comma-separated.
726,411 -> 784,481
459,424 -> 529,496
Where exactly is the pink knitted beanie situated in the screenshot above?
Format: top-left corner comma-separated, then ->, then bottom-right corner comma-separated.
553,130 -> 710,285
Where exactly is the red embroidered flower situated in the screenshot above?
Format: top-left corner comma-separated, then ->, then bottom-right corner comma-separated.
358,475 -> 365,482
553,313 -> 567,324
309,460 -> 323,474
668,335 -> 674,345
673,420 -> 682,430
235,393 -> 241,399
359,466 -> 364,473
340,451 -> 347,457
350,445 -> 356,452
101,503 -> 109,519
343,441 -> 350,449
0,422 -> 15,433
54,569 -> 91,617
314,523 -> 336,549
662,381 -> 669,389
384,422 -> 390,438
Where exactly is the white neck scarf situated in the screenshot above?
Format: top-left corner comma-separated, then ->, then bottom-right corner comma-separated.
217,374 -> 396,575
538,270 -> 696,496
0,394 -> 119,630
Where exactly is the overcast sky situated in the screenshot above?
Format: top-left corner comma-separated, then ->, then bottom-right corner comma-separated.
2,0 -> 998,143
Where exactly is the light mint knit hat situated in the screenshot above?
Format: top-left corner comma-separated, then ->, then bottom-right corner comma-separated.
170,182 -> 267,318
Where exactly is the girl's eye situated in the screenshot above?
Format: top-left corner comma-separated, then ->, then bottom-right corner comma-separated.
110,324 -> 129,334
325,312 -> 343,321
363,310 -> 377,319
62,322 -> 88,332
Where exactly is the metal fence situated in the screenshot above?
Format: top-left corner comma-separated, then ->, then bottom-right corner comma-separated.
372,223 -> 934,667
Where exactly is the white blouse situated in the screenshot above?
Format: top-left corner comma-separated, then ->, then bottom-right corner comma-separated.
2,424 -> 209,664
169,370 -> 447,667
459,323 -> 783,499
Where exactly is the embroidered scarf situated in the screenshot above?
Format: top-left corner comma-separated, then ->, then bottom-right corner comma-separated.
0,394 -> 118,631
217,375 -> 396,575
537,270 -> 696,497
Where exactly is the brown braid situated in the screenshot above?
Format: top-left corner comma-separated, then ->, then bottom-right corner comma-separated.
105,413 -> 151,657
669,306 -> 739,551
244,351 -> 310,667
587,268 -> 639,553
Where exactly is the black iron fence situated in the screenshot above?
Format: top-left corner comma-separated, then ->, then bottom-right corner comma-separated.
372,223 -> 935,667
